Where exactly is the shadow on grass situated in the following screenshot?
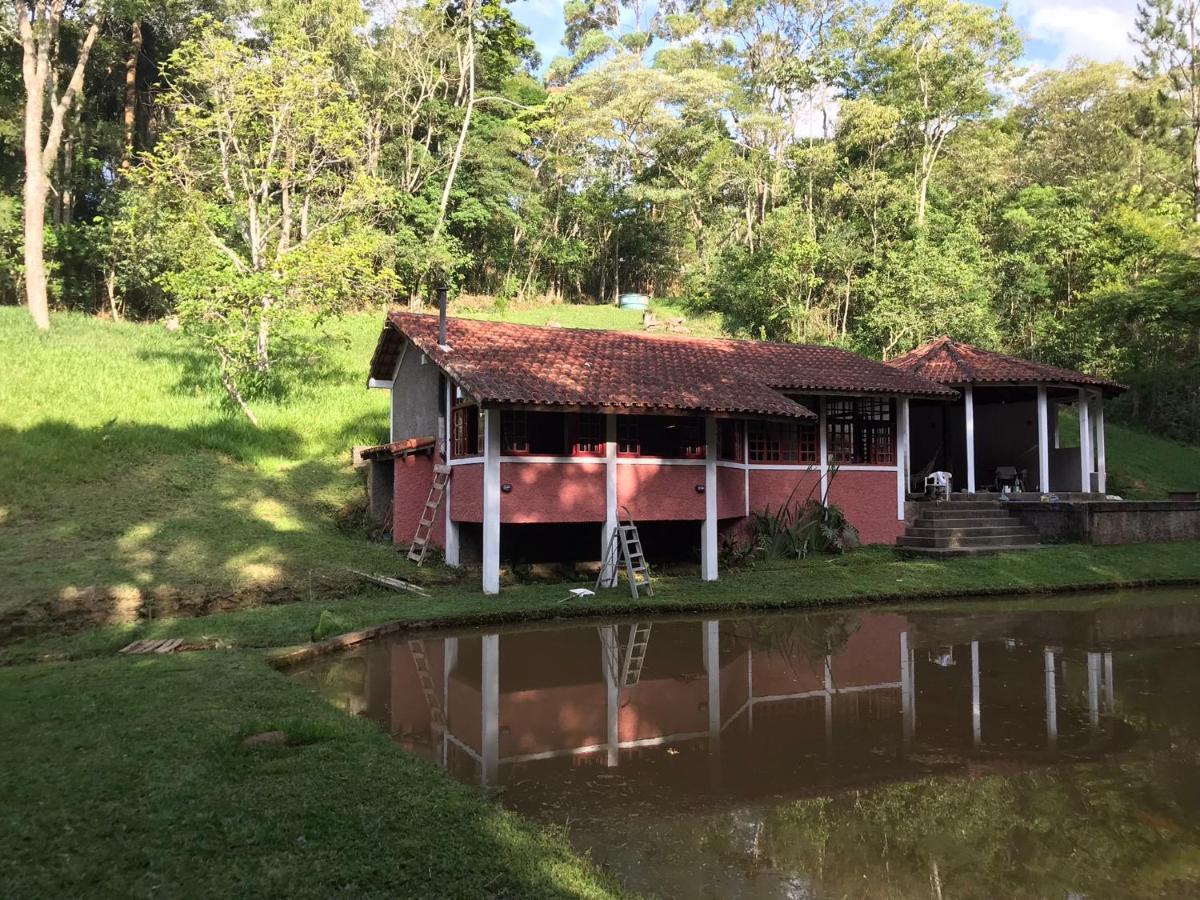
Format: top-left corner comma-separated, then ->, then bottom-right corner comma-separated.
0,419 -> 402,641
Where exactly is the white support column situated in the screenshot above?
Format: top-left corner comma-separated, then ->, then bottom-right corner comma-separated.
1087,651 -> 1102,732
1093,395 -> 1107,494
900,631 -> 914,751
1044,647 -> 1058,751
743,419 -> 750,517
818,397 -> 829,503
703,620 -> 721,783
971,640 -> 981,748
897,396 -> 910,519
1078,388 -> 1092,493
700,415 -> 719,582
1103,651 -> 1115,713
482,409 -> 501,595
1053,403 -> 1061,449
823,655 -> 834,758
600,626 -> 620,767
1037,386 -> 1051,493
443,379 -> 460,567
442,637 -> 458,767
600,415 -> 618,587
964,384 -> 976,494
481,633 -> 499,786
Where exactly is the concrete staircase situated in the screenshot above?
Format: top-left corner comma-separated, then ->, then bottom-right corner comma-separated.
898,498 -> 1041,557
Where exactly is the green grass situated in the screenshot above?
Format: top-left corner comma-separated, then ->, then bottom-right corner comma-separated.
1059,410 -> 1200,499
452,295 -> 728,336
0,651 -> 622,899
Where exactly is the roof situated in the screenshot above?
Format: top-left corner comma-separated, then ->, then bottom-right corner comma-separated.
368,313 -> 957,419
359,436 -> 435,461
885,337 -> 1126,395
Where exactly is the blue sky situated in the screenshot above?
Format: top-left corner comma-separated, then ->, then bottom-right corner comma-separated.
510,0 -> 1142,75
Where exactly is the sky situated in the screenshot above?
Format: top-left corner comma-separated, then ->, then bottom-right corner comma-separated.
509,0 -> 1144,75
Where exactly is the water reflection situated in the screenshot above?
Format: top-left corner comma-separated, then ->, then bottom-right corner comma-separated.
291,592 -> 1200,897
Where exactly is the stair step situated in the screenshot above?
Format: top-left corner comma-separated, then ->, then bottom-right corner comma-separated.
898,532 -> 1039,549
906,525 -> 1034,539
917,508 -> 1013,520
898,544 -> 1046,558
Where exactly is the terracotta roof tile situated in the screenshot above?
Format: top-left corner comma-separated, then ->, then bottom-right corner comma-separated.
886,337 -> 1126,394
369,313 -> 957,419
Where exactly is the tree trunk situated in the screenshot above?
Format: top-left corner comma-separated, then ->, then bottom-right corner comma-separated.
431,0 -> 476,246
121,21 -> 143,170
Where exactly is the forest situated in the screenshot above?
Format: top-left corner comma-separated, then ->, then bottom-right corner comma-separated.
5,0 -> 1200,440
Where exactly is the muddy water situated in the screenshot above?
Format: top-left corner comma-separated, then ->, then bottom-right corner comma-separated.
290,588 -> 1200,898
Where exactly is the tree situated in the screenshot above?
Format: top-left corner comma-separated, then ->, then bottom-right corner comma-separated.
13,0 -> 106,330
846,0 -> 1020,226
1134,0 -> 1200,221
138,9 -> 394,421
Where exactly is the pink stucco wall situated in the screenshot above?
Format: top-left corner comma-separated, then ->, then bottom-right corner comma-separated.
449,463 -> 483,523
827,469 -> 903,545
392,453 -> 446,549
829,614 -> 905,687
617,463 -> 706,521
748,468 -> 823,514
500,462 -> 605,523
716,465 -> 745,519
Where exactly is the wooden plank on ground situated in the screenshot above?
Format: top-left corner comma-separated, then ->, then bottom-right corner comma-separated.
348,569 -> 431,597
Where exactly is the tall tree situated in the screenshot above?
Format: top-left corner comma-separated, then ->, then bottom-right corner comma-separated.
13,0 -> 106,329
1134,0 -> 1200,221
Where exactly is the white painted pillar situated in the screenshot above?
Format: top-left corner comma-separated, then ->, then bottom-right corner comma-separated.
443,637 -> 458,767
818,397 -> 829,503
964,385 -> 976,494
1078,388 -> 1092,493
900,631 -> 914,750
823,655 -> 834,757
1103,651 -> 1115,712
481,633 -> 499,786
897,396 -> 910,519
971,640 -> 981,748
1044,647 -> 1058,750
703,620 -> 721,783
1053,403 -> 1061,449
700,415 -> 719,582
482,409 -> 501,595
601,415 -> 618,587
1093,395 -> 1107,494
1037,386 -> 1051,493
443,380 -> 460,567
600,626 -> 620,767
1087,651 -> 1102,732
742,419 -> 750,517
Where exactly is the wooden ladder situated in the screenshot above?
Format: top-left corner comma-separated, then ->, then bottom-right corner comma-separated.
408,639 -> 446,732
407,464 -> 451,565
620,623 -> 652,686
596,519 -> 653,599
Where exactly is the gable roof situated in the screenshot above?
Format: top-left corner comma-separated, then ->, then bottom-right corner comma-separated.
369,312 -> 957,420
885,337 -> 1126,395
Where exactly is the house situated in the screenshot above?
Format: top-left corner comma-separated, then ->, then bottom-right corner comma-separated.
885,336 -> 1125,495
366,311 -> 960,593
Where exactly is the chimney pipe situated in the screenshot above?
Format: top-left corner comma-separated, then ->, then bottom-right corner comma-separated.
436,285 -> 449,349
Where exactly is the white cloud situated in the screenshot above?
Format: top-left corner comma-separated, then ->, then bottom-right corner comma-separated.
1007,0 -> 1140,67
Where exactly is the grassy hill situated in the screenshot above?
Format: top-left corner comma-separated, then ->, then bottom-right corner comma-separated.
2,301 -> 1197,635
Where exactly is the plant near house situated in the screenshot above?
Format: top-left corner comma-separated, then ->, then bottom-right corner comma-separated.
751,464 -> 861,559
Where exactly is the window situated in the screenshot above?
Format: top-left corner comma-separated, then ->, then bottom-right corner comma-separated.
614,415 -> 706,458
748,421 -> 818,464
826,397 -> 894,465
718,419 -> 744,462
617,418 -> 640,456
501,410 -> 529,454
571,413 -> 604,456
451,403 -> 480,457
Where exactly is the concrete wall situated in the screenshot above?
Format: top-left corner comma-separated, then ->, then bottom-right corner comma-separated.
500,462 -> 606,523
716,465 -> 745,519
828,470 -> 905,546
1010,500 -> 1200,545
390,341 -> 441,442
391,452 -> 444,549
617,463 -> 707,521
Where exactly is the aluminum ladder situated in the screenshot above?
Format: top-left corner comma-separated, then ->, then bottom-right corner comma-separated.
408,639 -> 446,732
596,519 -> 653,599
620,623 -> 652,686
407,464 -> 451,565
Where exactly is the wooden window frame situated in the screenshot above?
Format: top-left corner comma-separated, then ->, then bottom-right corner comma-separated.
826,397 -> 895,465
570,413 -> 605,457
501,409 -> 530,455
451,402 -> 481,458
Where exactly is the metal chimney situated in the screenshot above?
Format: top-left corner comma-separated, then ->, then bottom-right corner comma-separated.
436,285 -> 449,349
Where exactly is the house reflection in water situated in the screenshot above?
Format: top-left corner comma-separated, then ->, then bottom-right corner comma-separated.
290,604 -> 1185,796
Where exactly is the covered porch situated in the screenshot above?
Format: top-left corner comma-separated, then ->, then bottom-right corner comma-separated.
888,338 -> 1124,497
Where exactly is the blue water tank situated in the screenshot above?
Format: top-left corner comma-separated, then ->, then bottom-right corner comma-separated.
618,293 -> 650,310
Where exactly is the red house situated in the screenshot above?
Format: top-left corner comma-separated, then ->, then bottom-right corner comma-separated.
366,312 -> 957,593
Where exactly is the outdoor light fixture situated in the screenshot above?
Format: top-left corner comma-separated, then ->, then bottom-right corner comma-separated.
501,483 -> 513,493
695,484 -> 705,493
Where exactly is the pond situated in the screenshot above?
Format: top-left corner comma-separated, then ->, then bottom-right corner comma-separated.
289,588 -> 1200,898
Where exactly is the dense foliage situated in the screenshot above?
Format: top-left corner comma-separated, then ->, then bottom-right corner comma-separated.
4,0 -> 1200,437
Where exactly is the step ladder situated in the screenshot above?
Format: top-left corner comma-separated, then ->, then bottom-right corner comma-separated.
407,464 -> 451,565
596,519 -> 653,599
408,639 -> 446,733
620,623 -> 652,686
